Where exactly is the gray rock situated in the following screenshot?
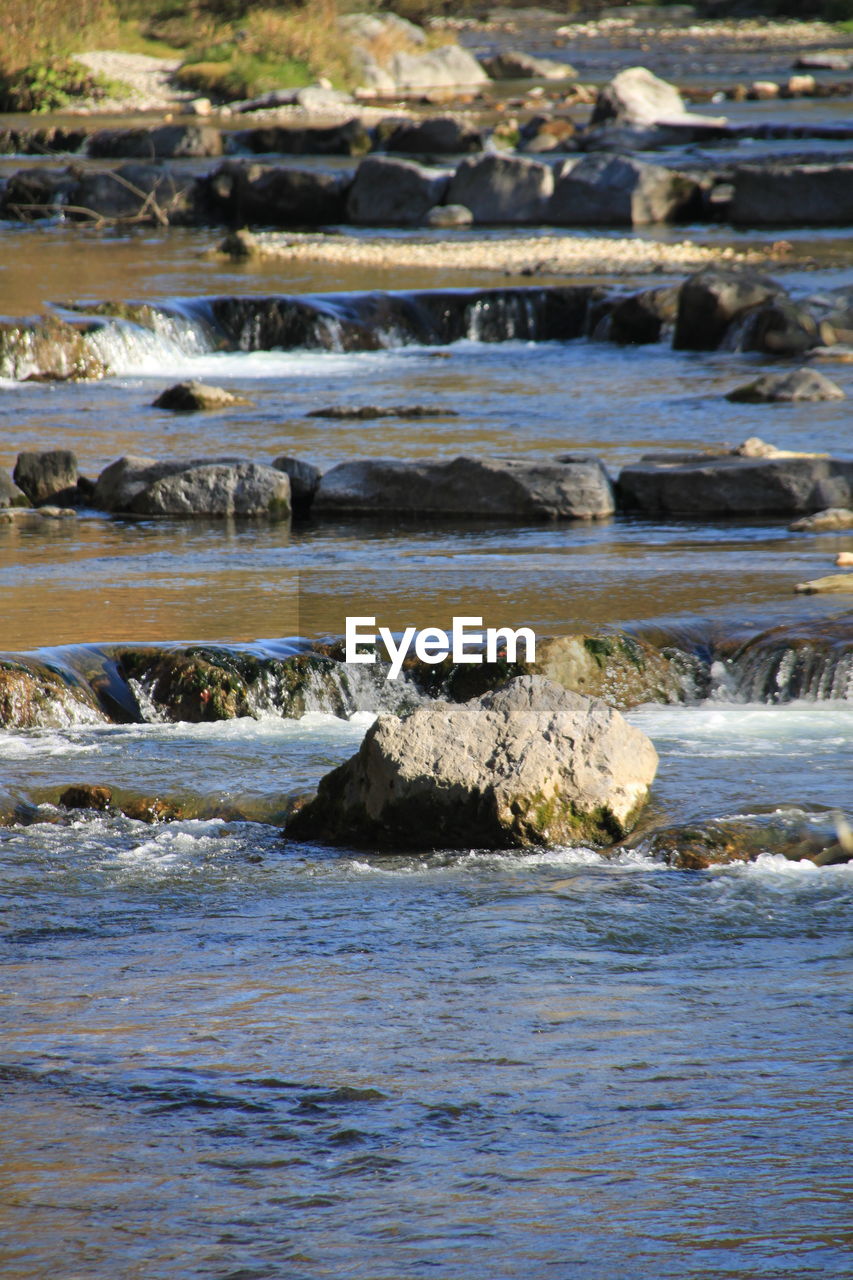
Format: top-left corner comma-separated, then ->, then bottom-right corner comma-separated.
152,381 -> 253,411
384,117 -> 484,155
271,455 -> 321,515
673,267 -> 784,351
618,455 -> 853,518
86,125 -> 223,160
206,161 -> 350,227
793,52 -> 853,72
549,153 -> 699,226
93,455 -> 242,513
482,51 -> 575,81
0,469 -> 28,509
446,154 -> 554,224
13,449 -> 78,505
790,507 -> 853,532
69,163 -> 201,225
731,163 -> 853,227
726,368 -> 846,403
739,300 -> 826,357
128,461 -> 291,520
286,675 -> 658,849
424,203 -> 473,228
347,155 -> 450,226
590,66 -> 726,129
313,455 -> 614,521
389,44 -> 489,93
228,120 -> 370,157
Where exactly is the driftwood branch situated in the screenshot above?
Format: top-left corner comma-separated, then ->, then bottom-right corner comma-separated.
7,169 -> 188,228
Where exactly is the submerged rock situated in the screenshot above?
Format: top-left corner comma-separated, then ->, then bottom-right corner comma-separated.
0,314 -> 105,381
627,810 -> 853,869
794,574 -> 853,595
482,51 -> 575,81
383,117 -> 484,155
286,675 -> 658,850
152,381 -> 253,411
726,368 -> 846,403
59,784 -> 113,811
790,507 -> 853,532
313,455 -> 615,521
0,657 -> 105,729
407,631 -> 701,709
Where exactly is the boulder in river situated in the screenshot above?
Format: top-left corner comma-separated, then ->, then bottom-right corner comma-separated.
86,125 -> 223,160
673,266 -> 785,351
730,162 -> 853,227
313,455 -> 615,521
13,449 -> 79,506
794,574 -> 853,595
152,381 -> 253,411
590,66 -> 726,130
93,455 -> 241,513
68,163 -> 204,226
0,313 -> 105,381
617,454 -> 853,518
206,160 -> 351,227
286,675 -> 658,850
549,153 -> 700,226
445,154 -> 554,224
726,368 -> 846,403
127,461 -> 291,520
227,120 -> 370,157
347,155 -> 450,226
0,657 -> 105,729
739,299 -> 828,357
382,116 -> 484,155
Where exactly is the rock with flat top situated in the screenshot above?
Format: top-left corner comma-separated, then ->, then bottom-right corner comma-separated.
795,574 -> 853,595
313,455 -> 614,521
347,156 -> 450,226
446,154 -> 554,224
550,153 -> 699,226
128,461 -> 291,520
790,507 -> 853,532
482,51 -> 575,81
618,454 -> 853,518
286,675 -> 658,849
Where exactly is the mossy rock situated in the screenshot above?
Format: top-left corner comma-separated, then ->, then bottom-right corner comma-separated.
0,315 -> 106,381
0,658 -> 104,728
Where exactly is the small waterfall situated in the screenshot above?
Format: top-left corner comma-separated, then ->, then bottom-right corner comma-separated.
711,620 -> 853,703
126,676 -> 173,724
464,293 -> 540,343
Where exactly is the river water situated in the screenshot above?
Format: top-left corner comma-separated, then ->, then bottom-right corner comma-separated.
2,167 -> 852,1277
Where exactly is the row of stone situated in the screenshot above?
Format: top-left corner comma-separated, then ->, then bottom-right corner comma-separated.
4,442 -> 852,526
3,149 -> 852,229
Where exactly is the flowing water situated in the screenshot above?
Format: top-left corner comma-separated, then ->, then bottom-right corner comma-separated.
1,206 -> 852,1278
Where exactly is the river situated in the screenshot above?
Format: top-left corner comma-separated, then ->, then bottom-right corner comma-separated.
1,104 -> 852,1278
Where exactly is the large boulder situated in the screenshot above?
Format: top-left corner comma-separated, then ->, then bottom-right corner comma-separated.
383,116 -> 484,155
313,455 -> 615,521
13,450 -> 78,505
739,299 -> 825,357
590,66 -> 726,130
347,155 -> 450,226
446,154 -> 554,224
205,161 -> 350,227
271,455 -> 322,516
93,455 -> 243,513
617,454 -> 853,518
549,154 -> 700,226
286,675 -> 658,850
731,163 -> 853,227
68,163 -> 203,225
389,44 -> 489,93
228,120 -> 370,157
673,267 -> 784,351
726,368 -> 846,403
127,461 -> 291,520
86,125 -> 223,159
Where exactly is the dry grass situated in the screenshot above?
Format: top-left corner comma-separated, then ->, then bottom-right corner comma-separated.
1,0 -> 118,74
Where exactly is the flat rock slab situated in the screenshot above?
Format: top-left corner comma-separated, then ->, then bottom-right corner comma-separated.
313,455 -> 615,521
286,675 -> 658,850
152,380 -> 253,410
618,455 -> 853,518
795,573 -> 853,594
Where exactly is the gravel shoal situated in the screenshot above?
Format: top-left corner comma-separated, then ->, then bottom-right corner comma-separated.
223,231 -> 791,277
